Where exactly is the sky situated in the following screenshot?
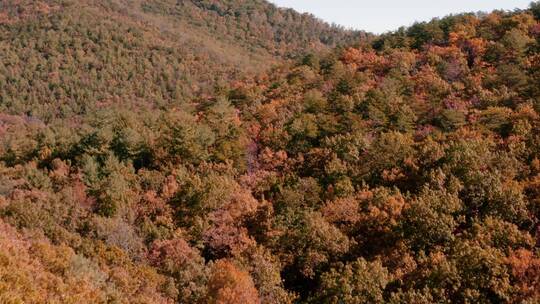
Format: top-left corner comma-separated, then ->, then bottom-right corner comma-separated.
269,0 -> 533,33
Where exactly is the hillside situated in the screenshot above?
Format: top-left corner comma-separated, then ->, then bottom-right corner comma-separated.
0,0 -> 363,121
1,1 -> 540,304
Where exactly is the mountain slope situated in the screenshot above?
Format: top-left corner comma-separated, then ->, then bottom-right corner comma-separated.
1,1 -> 540,304
0,0 -> 363,121
230,7 -> 540,301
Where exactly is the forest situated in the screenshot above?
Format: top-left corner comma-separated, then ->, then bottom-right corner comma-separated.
1,0 -> 540,303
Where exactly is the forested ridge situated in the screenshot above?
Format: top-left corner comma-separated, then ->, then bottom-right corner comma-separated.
1,1 -> 540,303
0,0 -> 362,120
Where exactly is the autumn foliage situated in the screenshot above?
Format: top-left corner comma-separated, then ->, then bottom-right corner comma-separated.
1,0 -> 540,303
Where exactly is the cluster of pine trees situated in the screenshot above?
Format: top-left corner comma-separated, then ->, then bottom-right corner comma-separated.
1,0 -> 540,303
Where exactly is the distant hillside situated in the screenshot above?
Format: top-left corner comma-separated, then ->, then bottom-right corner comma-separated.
140,0 -> 362,56
0,0 -> 363,121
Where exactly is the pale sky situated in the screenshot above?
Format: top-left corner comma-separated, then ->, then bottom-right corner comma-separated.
269,0 -> 533,33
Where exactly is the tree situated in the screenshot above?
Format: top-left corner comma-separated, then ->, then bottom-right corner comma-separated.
531,1 -> 540,20
401,187 -> 463,251
148,238 -> 209,303
314,258 -> 389,304
205,260 -> 261,304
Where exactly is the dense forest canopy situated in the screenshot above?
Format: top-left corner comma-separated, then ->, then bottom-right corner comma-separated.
0,0 -> 363,120
1,0 -> 540,303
